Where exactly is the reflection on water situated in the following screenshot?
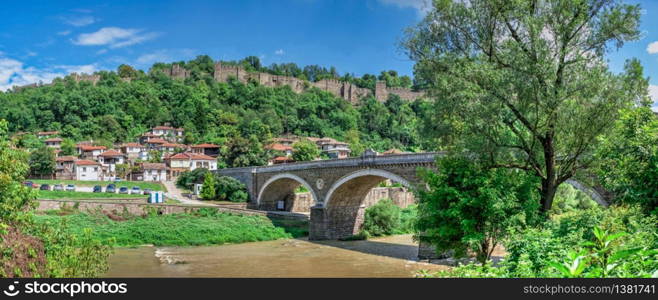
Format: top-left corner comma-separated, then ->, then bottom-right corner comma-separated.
105,234 -> 449,278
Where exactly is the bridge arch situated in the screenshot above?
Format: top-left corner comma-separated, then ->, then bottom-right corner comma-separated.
257,173 -> 318,211
323,169 -> 413,209
314,169 -> 415,239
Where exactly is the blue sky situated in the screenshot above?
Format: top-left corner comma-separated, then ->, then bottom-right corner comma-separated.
0,0 -> 656,110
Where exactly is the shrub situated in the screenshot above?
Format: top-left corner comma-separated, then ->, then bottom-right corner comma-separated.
362,199 -> 401,236
200,172 -> 216,200
213,175 -> 249,202
422,205 -> 658,278
176,168 -> 210,190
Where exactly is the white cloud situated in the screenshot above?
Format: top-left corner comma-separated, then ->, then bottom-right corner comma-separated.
649,85 -> 658,112
62,15 -> 97,27
57,30 -> 71,36
135,49 -> 196,66
274,49 -> 285,55
0,54 -> 97,91
378,0 -> 431,15
55,64 -> 98,74
73,27 -> 160,49
647,41 -> 658,54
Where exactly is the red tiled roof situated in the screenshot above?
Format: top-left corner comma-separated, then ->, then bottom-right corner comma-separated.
122,143 -> 142,147
153,125 -> 174,130
56,156 -> 77,162
146,138 -> 167,144
37,131 -> 59,135
161,143 -> 187,148
79,145 -> 107,151
265,143 -> 293,151
99,150 -> 124,157
272,156 -> 294,162
141,163 -> 167,170
191,143 -> 219,148
168,152 -> 215,161
44,137 -> 63,142
75,159 -> 100,166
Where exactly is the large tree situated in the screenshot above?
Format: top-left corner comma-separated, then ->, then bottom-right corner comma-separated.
404,0 -> 648,212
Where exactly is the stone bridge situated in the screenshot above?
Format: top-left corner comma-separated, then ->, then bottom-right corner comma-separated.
217,151 -> 609,241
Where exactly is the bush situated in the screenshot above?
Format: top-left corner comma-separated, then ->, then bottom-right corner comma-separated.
362,199 -> 401,236
422,205 -> 658,278
176,168 -> 209,189
214,175 -> 248,202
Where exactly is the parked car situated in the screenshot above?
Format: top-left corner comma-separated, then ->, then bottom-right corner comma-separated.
106,184 -> 116,193
143,188 -> 153,195
131,186 -> 141,194
66,184 -> 76,192
93,185 -> 102,193
24,181 -> 33,188
119,186 -> 129,194
39,184 -> 50,191
53,184 -> 64,191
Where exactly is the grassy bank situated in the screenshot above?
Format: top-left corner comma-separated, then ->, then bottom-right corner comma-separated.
31,179 -> 165,191
38,190 -> 148,200
33,208 -> 301,247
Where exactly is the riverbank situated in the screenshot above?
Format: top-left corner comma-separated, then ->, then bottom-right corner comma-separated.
33,208 -> 307,247
105,234 -> 448,277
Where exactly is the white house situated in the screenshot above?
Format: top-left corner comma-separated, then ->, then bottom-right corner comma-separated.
98,150 -> 126,179
77,145 -> 107,159
74,160 -> 101,181
167,152 -> 217,178
120,143 -> 144,160
44,137 -> 63,149
139,163 -> 168,181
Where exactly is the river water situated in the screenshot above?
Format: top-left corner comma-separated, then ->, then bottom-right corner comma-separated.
105,234 -> 449,277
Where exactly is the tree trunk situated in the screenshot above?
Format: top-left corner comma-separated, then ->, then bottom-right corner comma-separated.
541,135 -> 557,213
540,178 -> 557,213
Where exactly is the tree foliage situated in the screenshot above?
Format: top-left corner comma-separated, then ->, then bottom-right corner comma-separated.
29,146 -> 56,177
292,139 -> 320,161
200,172 -> 216,200
404,0 -> 647,212
595,107 -> 658,215
416,156 -> 540,265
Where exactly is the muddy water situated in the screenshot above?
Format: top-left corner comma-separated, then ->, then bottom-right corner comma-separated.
105,234 -> 449,278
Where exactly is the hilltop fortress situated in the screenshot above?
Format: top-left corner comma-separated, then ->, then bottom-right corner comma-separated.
12,63 -> 425,103
161,63 -> 425,103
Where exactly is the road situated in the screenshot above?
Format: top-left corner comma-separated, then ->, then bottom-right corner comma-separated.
162,180 -> 210,205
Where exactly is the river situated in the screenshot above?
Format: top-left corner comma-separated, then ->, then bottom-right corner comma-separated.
105,234 -> 449,277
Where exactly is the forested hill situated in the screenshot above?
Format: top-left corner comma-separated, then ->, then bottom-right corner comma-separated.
0,56 -> 433,156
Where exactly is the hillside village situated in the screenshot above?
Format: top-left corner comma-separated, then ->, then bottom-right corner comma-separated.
21,125 -> 394,182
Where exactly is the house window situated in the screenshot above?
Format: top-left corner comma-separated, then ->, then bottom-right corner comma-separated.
94,167 -> 98,172
82,167 -> 86,172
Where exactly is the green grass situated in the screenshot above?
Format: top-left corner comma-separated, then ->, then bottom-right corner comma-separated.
37,190 -> 148,200
33,208 -> 297,247
31,179 -> 165,191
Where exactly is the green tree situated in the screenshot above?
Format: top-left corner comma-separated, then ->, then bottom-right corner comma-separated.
595,107 -> 658,215
200,172 -> 216,200
0,120 -> 36,224
60,138 -> 76,156
29,146 -> 56,177
292,139 -> 320,161
213,175 -> 248,202
404,0 -> 646,213
416,156 -> 539,265
115,163 -> 131,180
220,136 -> 268,167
